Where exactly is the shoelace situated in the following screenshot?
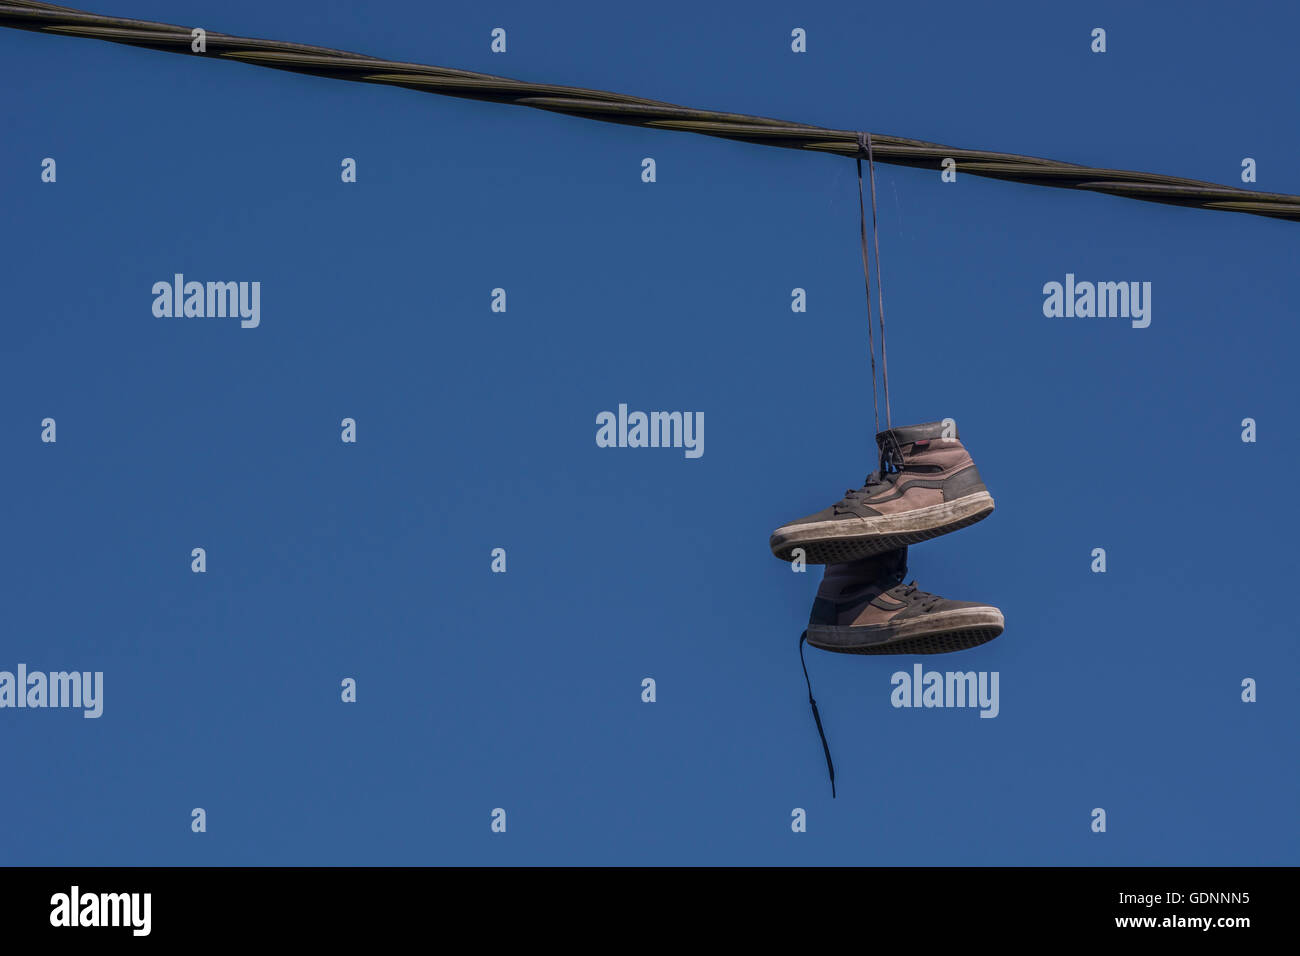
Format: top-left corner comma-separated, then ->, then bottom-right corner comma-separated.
835,435 -> 906,510
894,581 -> 943,613
800,572 -> 940,799
799,631 -> 835,799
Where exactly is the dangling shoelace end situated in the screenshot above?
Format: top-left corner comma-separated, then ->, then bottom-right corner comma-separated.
798,631 -> 836,799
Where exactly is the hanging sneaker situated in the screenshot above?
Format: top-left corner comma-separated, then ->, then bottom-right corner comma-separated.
805,548 -> 1003,655
770,420 -> 994,564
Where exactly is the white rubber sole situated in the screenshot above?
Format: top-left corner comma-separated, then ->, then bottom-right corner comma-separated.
807,606 -> 1005,655
771,492 -> 995,564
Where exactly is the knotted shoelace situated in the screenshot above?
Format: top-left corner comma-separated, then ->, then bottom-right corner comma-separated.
835,435 -> 907,512
892,581 -> 944,613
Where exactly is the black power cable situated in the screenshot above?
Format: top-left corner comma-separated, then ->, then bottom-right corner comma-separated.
2,0 -> 1299,222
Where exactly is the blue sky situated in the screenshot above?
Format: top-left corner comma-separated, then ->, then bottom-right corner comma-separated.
1,0 -> 1296,865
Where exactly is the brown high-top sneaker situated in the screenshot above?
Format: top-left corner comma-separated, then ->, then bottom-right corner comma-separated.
797,548 -> 1004,796
806,548 -> 1004,654
770,420 -> 994,564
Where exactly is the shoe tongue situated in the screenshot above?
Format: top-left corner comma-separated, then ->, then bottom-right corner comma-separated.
877,422 -> 953,446
875,431 -> 909,469
876,427 -> 910,449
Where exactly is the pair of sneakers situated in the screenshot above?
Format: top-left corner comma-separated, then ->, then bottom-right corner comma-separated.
771,420 -> 1004,655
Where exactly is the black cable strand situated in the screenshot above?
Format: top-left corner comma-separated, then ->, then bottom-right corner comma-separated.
2,1 -> 1299,222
